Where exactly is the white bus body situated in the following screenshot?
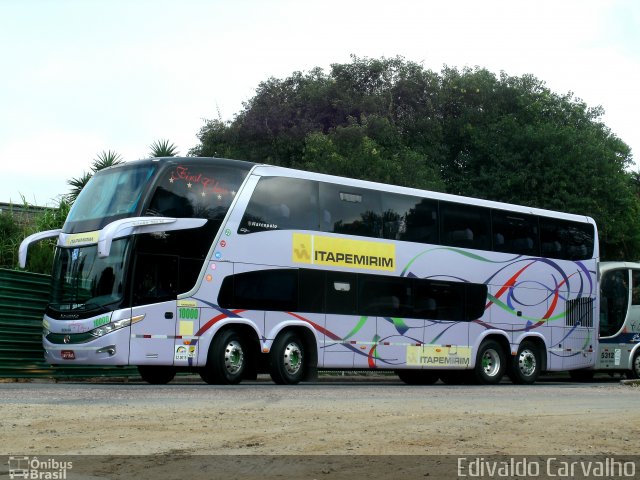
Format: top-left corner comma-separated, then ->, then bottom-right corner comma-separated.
22,157 -> 599,385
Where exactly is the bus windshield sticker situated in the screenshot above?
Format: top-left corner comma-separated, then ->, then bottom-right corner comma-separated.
65,231 -> 100,247
293,233 -> 395,272
169,165 -> 230,196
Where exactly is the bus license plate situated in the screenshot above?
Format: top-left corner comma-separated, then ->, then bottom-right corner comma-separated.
61,350 -> 75,360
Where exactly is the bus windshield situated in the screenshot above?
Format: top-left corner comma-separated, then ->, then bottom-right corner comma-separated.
50,238 -> 130,314
64,163 -> 157,233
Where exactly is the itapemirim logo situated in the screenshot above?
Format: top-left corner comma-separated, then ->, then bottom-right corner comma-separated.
293,242 -> 311,261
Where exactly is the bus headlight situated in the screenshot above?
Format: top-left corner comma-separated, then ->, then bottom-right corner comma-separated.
90,314 -> 145,338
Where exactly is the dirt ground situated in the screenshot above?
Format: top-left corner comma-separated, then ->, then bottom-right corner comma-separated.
1,377 -> 639,479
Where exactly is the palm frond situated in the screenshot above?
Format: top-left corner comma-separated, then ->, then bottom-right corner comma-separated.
67,171 -> 93,203
149,139 -> 179,157
92,150 -> 124,172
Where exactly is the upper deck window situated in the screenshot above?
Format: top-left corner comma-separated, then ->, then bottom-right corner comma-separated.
239,177 -> 319,234
382,194 -> 438,244
237,175 -> 595,261
540,218 -> 594,260
440,202 -> 491,251
147,164 -> 247,222
492,210 -> 539,256
320,183 -> 382,237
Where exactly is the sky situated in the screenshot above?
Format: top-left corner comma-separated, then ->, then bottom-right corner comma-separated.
1,0 -> 639,206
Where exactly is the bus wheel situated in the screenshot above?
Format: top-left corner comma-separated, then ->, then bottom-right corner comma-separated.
474,339 -> 506,385
629,351 -> 640,379
269,331 -> 305,385
396,370 -> 439,385
138,365 -> 176,385
509,341 -> 541,384
200,329 -> 246,385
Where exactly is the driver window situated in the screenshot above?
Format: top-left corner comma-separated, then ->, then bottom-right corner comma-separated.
132,253 -> 178,306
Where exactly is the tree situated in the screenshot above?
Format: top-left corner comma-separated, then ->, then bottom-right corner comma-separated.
191,56 -> 638,260
0,208 -> 22,269
149,139 -> 178,157
0,197 -> 70,273
67,150 -> 123,203
434,68 -> 638,259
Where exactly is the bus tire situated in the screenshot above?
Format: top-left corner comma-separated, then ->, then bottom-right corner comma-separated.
509,341 -> 541,384
396,370 -> 439,385
474,339 -> 506,385
628,350 -> 640,379
138,365 -> 176,385
269,331 -> 305,385
200,329 -> 246,385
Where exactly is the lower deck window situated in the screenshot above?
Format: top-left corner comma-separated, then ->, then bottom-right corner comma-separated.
218,268 -> 487,321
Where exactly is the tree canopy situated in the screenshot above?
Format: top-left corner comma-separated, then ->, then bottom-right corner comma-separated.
191,55 -> 638,260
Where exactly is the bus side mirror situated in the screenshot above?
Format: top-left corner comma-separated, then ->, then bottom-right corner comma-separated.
19,229 -> 62,269
97,217 -> 208,258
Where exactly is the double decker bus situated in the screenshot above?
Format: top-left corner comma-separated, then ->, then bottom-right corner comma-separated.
570,262 -> 640,380
20,157 -> 598,385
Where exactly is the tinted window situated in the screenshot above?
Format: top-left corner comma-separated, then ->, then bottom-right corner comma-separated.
217,268 -> 487,321
492,210 -> 539,256
239,177 -> 320,234
465,283 -> 489,320
320,183 -> 382,237
132,253 -> 178,306
149,164 -> 247,222
540,218 -> 594,260
141,163 -> 250,294
325,271 -> 358,315
359,274 -> 411,317
414,280 -> 464,321
382,194 -> 438,244
440,202 -> 491,250
299,269 -> 325,313
219,269 -> 298,311
235,176 -> 595,261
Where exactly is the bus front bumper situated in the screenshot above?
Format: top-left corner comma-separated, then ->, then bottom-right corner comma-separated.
43,328 -> 130,366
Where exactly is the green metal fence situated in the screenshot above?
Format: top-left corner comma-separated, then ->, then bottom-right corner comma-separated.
0,268 -> 136,379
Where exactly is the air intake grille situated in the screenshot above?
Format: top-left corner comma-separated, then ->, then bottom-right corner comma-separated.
565,297 -> 594,328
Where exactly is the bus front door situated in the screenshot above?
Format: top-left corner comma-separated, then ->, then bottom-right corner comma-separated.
597,268 -> 630,370
128,253 -> 179,366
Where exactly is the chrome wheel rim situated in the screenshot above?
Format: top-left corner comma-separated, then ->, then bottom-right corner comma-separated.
224,340 -> 244,375
518,349 -> 537,377
283,342 -> 303,375
481,348 -> 501,377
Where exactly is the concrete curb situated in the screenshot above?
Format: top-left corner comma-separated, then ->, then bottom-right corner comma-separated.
620,378 -> 640,386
